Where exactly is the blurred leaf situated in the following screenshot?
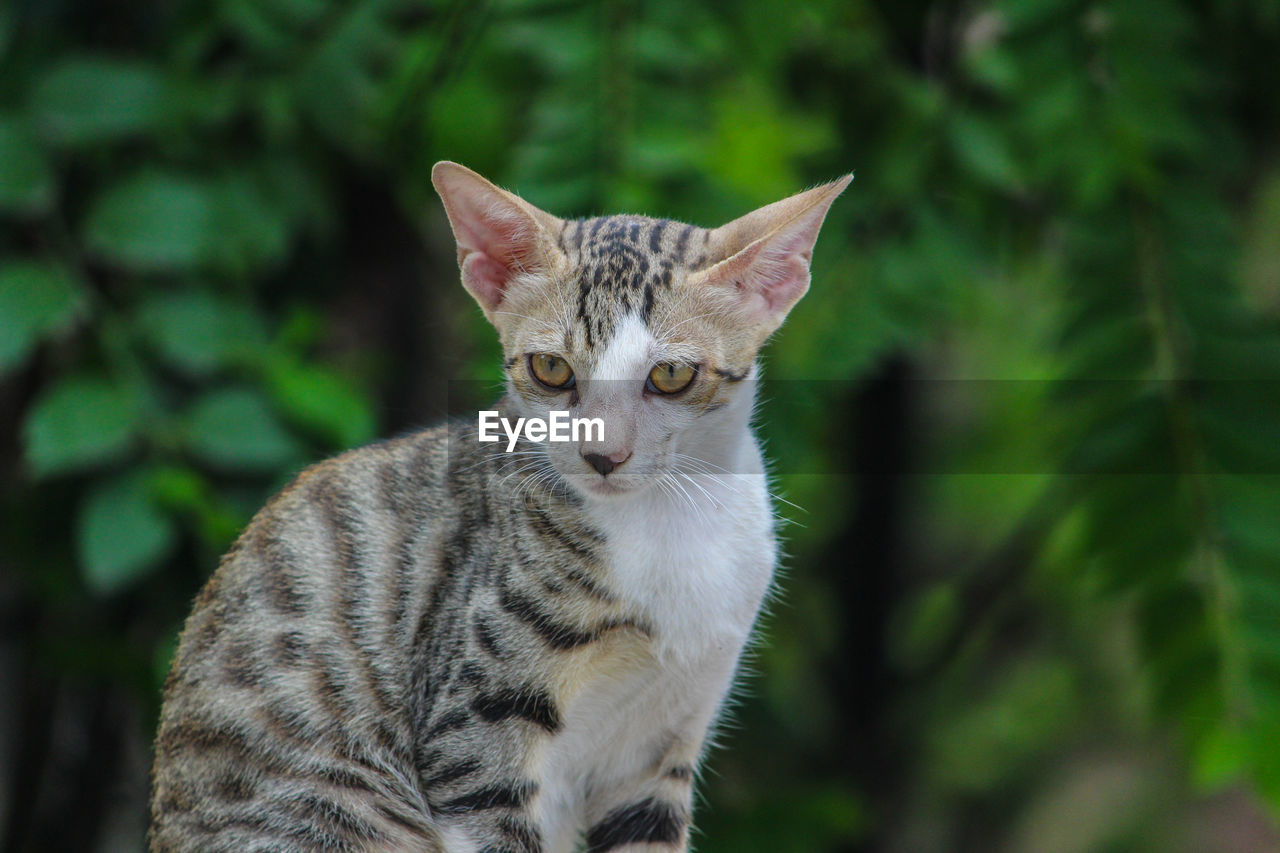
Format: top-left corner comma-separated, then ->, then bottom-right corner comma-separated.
149,465 -> 208,512
84,171 -> 215,270
889,581 -> 960,672
292,1 -> 403,153
77,470 -> 177,595
0,116 -> 55,214
137,289 -> 267,376
0,260 -> 87,370
950,111 -> 1022,190
1194,724 -> 1250,790
706,79 -> 833,200
23,375 -> 141,477
183,387 -> 304,472
209,174 -> 292,273
32,56 -> 172,145
929,658 -> 1078,792
266,360 -> 377,448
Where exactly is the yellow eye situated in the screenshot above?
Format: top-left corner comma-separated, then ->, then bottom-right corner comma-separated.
529,353 -> 575,389
647,362 -> 696,395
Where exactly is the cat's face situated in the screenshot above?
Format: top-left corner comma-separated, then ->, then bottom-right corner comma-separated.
433,163 -> 849,501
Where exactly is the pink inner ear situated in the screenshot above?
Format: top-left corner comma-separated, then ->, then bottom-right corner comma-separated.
451,199 -> 542,310
722,236 -> 811,320
461,251 -> 512,311
457,211 -> 530,270
754,254 -> 808,313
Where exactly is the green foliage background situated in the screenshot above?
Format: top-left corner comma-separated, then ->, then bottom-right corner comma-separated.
2,0 -> 1280,849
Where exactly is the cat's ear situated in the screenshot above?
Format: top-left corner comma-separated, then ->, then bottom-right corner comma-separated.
692,175 -> 851,332
431,162 -> 565,313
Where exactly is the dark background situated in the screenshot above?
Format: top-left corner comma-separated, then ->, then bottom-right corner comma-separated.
3,0 -> 1280,850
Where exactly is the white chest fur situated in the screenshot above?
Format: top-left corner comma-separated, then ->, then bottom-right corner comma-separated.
535,437 -> 777,850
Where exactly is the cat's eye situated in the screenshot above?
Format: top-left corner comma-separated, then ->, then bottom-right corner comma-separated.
647,362 -> 697,395
529,353 -> 575,390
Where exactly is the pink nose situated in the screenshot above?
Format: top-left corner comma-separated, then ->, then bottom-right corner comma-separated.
582,450 -> 631,476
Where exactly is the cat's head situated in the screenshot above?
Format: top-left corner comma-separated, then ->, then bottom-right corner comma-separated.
432,162 -> 849,501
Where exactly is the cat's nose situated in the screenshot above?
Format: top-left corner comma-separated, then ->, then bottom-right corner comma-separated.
582,450 -> 630,477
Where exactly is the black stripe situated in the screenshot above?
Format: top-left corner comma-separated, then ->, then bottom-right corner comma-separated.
666,765 -> 694,782
258,701 -> 324,747
423,708 -> 471,741
586,799 -> 684,852
502,585 -> 648,650
500,586 -> 600,649
673,224 -> 694,262
526,505 -> 602,564
221,637 -> 263,688
553,562 -> 614,603
424,758 -> 482,790
436,781 -> 535,814
285,791 -> 384,841
649,220 -> 667,252
578,276 -> 594,349
271,631 -> 307,667
495,815 -> 543,853
641,282 -> 656,325
256,524 -> 310,615
471,686 -> 562,733
474,615 -> 505,658
375,802 -> 434,837
314,764 -> 381,796
458,660 -> 486,685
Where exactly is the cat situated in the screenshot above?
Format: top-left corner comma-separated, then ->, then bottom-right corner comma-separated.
148,161 -> 850,852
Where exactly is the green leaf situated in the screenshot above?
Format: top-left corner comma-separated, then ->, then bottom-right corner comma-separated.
23,376 -> 141,477
137,289 -> 267,376
32,57 -> 172,146
84,171 -> 215,271
77,470 -> 176,595
208,175 -> 291,274
889,582 -> 960,672
266,360 -> 376,448
0,117 -> 55,214
950,112 -> 1023,190
0,261 -> 87,370
183,387 -> 304,472
1193,725 -> 1249,790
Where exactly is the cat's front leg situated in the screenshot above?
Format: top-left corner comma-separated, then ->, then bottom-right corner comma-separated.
582,747 -> 698,853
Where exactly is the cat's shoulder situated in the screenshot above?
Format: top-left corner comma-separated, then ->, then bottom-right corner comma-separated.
257,420 -> 474,512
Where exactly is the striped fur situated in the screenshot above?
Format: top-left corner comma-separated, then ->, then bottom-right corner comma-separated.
149,163 -> 849,852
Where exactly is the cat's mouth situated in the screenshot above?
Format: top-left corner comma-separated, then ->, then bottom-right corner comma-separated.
582,476 -> 629,497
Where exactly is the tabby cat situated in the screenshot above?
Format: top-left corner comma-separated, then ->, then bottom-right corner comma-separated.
148,162 -> 850,852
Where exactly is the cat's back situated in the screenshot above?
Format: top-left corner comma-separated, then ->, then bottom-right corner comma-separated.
149,424 -> 465,852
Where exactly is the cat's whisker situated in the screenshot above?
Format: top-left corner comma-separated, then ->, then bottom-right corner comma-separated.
651,309 -> 726,341
674,471 -> 725,511
664,472 -> 710,527
490,310 -> 559,332
496,458 -> 551,491
458,449 -> 545,476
